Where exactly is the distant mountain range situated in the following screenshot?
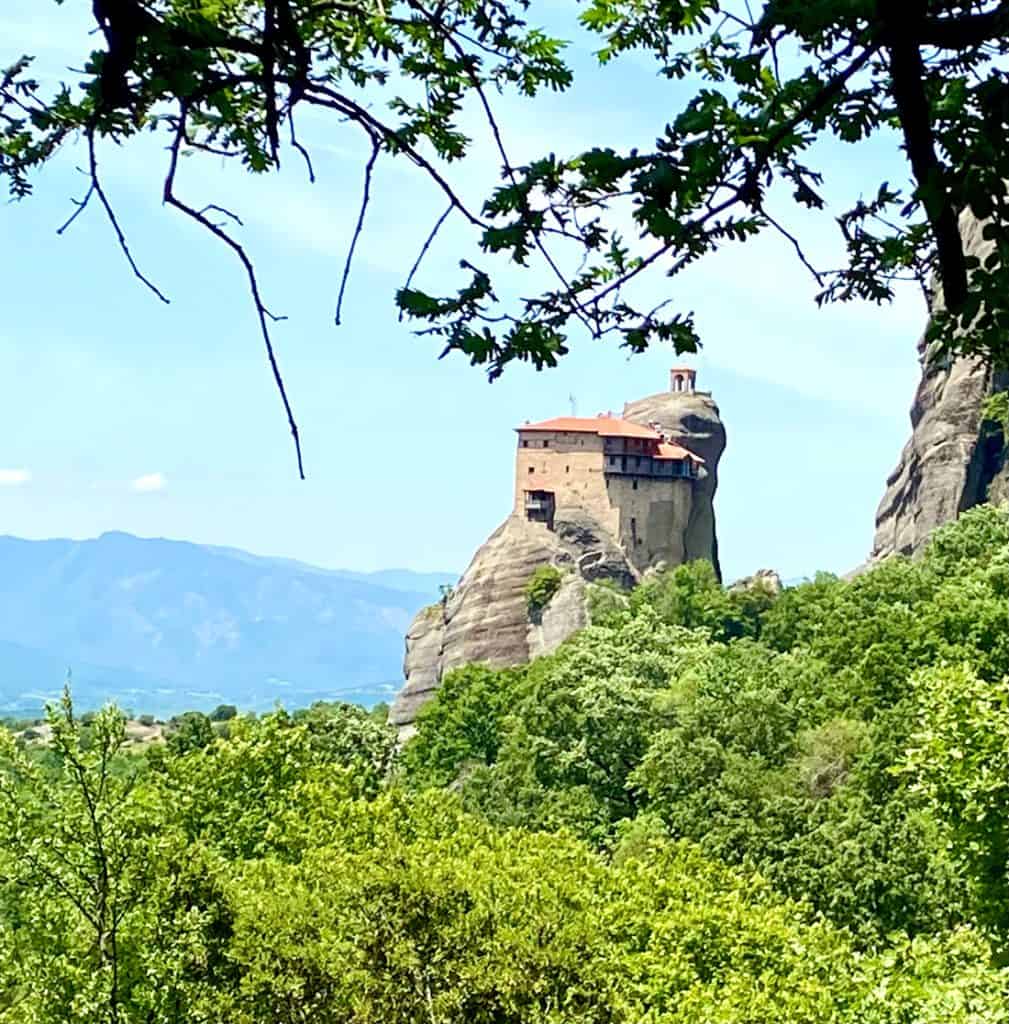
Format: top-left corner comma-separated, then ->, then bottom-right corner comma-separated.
0,532 -> 456,720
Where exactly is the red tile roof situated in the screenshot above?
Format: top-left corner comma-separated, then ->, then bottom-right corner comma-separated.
656,441 -> 704,464
516,415 -> 661,440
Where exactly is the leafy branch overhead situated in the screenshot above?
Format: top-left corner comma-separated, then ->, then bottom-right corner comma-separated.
5,1 -> 1009,472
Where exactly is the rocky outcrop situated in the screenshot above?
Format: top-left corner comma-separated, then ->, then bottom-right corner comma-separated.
391,389 -> 726,730
872,214 -> 1009,560
729,568 -> 783,596
622,390 -> 727,578
390,512 -> 634,729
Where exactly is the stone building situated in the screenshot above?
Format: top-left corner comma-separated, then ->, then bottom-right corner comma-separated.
514,414 -> 704,573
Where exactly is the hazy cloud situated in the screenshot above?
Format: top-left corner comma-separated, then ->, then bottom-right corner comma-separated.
0,469 -> 30,486
131,472 -> 166,493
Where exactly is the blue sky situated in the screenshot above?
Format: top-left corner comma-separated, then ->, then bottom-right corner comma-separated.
1,2 -> 927,581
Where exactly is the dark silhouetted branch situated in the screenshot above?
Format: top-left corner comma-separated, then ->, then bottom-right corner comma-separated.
335,134 -> 379,326
163,114 -> 304,479
86,129 -> 170,304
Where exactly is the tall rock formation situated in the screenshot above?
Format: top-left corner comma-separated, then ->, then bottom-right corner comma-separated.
872,214 -> 1009,560
390,373 -> 725,730
623,388 -> 726,578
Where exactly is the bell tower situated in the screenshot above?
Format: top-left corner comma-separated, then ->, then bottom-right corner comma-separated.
670,366 -> 697,393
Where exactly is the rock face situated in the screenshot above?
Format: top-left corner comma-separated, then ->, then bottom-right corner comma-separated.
872,215 -> 1009,560
390,388 -> 726,730
623,390 -> 727,578
390,513 -> 633,729
729,568 -> 783,596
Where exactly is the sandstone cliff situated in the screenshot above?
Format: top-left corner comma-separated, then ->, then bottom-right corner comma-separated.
872,214 -> 1009,560
390,512 -> 635,729
390,390 -> 725,730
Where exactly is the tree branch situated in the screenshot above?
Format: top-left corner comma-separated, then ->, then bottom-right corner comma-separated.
884,14 -> 967,309
82,128 -> 171,304
335,134 -> 379,326
163,113 -> 305,479
920,3 -> 1009,48
401,203 -> 453,306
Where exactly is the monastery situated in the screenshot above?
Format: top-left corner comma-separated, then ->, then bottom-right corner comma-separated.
514,367 -> 705,572
390,365 -> 725,729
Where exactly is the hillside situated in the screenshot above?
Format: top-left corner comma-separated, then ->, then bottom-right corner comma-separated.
0,532 -> 455,718
3,506 -> 1007,1024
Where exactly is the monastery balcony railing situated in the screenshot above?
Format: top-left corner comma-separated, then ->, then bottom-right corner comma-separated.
605,461 -> 697,480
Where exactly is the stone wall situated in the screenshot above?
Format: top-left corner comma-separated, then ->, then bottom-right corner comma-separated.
513,431 -> 610,523
604,474 -> 694,571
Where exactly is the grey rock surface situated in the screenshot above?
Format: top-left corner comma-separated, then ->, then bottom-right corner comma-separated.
872,213 -> 1008,560
390,513 -> 633,727
622,390 -> 727,578
729,568 -> 783,595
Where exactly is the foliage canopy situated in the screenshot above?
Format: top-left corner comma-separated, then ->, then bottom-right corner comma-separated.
6,2 -> 1009,470
2,506 -> 1009,1019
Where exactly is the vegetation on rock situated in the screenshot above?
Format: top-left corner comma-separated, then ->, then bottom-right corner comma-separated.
525,564 -> 564,614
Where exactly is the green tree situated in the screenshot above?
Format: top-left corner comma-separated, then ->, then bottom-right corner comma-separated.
403,663 -> 526,789
903,662 -> 1009,945
525,564 -> 563,614
0,693 -> 221,1023
224,797 -> 1008,1023
165,711 -> 216,756
209,704 -> 238,723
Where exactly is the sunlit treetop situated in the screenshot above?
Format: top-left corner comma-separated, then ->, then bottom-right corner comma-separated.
4,1 -> 1009,473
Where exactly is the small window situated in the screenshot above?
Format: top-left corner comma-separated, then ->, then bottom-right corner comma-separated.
632,479 -> 638,490
565,465 -> 570,473
522,440 -> 529,447
528,466 -> 535,474
543,439 -> 550,448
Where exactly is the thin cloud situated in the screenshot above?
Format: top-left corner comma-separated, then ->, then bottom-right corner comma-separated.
131,472 -> 166,493
0,469 -> 30,486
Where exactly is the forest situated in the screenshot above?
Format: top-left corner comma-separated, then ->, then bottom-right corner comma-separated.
1,503 -> 1007,1023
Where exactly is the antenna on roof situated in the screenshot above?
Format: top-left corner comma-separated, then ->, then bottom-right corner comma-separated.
568,393 -> 577,417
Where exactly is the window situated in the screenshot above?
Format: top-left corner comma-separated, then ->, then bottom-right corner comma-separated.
632,479 -> 638,491
543,440 -> 550,448
565,465 -> 570,473
528,466 -> 535,474
522,440 -> 529,447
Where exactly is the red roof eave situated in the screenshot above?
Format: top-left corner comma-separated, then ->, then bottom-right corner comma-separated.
516,415 -> 660,441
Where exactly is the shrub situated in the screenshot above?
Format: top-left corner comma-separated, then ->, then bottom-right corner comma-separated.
525,565 -> 563,614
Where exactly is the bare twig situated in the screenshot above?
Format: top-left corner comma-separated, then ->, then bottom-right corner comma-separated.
56,182 -> 96,235
401,203 -> 453,308
163,113 -> 304,479
763,209 -> 825,284
73,130 -> 170,303
304,85 -> 487,229
335,134 -> 379,326
198,203 -> 244,226
288,110 -> 316,183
